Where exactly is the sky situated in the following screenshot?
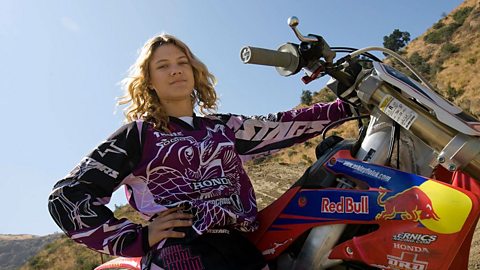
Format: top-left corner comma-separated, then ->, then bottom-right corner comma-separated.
0,0 -> 464,236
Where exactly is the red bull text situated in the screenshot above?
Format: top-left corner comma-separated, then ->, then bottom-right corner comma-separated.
321,196 -> 369,214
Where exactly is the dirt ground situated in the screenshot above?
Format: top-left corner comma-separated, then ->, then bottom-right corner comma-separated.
245,162 -> 480,269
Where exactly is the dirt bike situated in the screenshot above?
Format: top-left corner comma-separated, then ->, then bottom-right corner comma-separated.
95,17 -> 480,270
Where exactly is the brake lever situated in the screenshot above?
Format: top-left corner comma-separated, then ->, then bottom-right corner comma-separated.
288,17 -> 318,43
301,64 -> 325,84
288,16 -> 336,64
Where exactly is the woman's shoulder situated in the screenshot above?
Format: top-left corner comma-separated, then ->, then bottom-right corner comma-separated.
108,120 -> 153,139
119,119 -> 148,131
202,114 -> 235,128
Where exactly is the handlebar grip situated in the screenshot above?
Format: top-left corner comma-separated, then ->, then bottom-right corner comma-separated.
240,44 -> 301,76
240,46 -> 294,68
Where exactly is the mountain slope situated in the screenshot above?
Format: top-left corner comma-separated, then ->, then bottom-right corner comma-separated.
398,0 -> 480,116
0,234 -> 61,270
17,206 -> 144,270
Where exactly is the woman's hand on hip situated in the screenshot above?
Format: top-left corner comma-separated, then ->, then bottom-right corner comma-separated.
147,206 -> 193,247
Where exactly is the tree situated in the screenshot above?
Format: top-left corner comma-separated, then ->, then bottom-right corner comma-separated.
300,90 -> 313,105
383,29 -> 411,52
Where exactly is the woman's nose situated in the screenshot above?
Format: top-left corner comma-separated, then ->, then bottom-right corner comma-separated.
169,67 -> 183,76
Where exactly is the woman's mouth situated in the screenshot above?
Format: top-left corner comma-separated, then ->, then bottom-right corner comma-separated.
170,79 -> 187,85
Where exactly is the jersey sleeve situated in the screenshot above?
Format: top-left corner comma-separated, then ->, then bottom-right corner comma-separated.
48,121 -> 149,257
215,99 -> 351,161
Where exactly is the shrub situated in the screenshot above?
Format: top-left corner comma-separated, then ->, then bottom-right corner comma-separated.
434,42 -> 460,70
423,6 -> 473,45
433,21 -> 445,29
315,88 -> 337,102
452,6 -> 474,25
424,31 -> 442,44
300,90 -> 313,105
424,23 -> 460,44
27,256 -> 48,269
287,150 -> 296,157
408,52 -> 431,77
252,156 -> 267,165
467,57 -> 477,65
429,62 -> 445,77
304,141 -> 314,148
301,154 -> 313,164
446,84 -> 465,101
440,42 -> 460,55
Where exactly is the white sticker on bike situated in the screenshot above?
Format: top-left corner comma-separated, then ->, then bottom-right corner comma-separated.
380,95 -> 418,130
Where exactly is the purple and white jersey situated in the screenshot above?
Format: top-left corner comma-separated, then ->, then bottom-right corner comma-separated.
48,100 -> 350,257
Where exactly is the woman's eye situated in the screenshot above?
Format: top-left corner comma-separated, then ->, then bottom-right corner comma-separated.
157,65 -> 167,69
179,61 -> 189,65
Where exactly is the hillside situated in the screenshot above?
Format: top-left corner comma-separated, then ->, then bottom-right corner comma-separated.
0,234 -> 39,241
16,207 -> 144,270
17,1 -> 480,269
0,234 -> 61,270
391,0 -> 480,116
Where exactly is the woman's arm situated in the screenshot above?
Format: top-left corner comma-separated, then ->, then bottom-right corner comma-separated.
215,99 -> 351,161
48,121 -> 149,257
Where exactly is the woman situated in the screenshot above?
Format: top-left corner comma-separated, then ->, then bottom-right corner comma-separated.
48,34 -> 352,270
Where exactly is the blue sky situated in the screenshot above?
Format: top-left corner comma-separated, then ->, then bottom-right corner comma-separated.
0,0 -> 464,235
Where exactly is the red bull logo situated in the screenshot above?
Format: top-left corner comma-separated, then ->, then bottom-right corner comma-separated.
321,196 -> 369,214
376,187 -> 440,222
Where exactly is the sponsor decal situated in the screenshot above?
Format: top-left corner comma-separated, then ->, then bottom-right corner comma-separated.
321,196 -> 369,214
160,244 -> 204,270
191,177 -> 232,190
96,139 -> 127,157
414,180 -> 472,234
387,252 -> 428,270
376,187 -> 439,222
393,243 -> 429,253
262,238 -> 293,255
342,160 -> 392,182
209,198 -> 232,206
380,95 -> 418,130
235,119 -> 328,141
154,131 -> 184,138
155,136 -> 193,147
69,157 -> 119,179
393,232 -> 437,245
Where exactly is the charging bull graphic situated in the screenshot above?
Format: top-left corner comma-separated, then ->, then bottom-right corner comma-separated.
376,186 -> 440,222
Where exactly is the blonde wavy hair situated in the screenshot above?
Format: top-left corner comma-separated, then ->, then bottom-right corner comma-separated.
119,34 -> 218,132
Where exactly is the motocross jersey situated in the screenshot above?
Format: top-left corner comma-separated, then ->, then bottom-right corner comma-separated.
48,100 -> 350,257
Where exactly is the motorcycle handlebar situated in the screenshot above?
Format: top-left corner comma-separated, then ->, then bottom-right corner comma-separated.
240,46 -> 293,67
240,44 -> 301,76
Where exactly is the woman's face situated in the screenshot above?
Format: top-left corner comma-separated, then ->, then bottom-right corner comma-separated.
149,44 -> 195,104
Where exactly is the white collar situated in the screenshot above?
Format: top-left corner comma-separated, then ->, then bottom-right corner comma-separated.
178,116 -> 194,127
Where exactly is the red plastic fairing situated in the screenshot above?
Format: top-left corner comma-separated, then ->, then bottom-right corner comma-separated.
332,149 -> 355,160
246,187 -> 301,245
329,178 -> 480,269
94,257 -> 141,270
449,170 -> 480,269
452,170 -> 480,195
